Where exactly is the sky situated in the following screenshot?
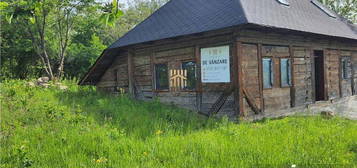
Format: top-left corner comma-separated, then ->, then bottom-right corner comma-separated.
96,0 -> 131,8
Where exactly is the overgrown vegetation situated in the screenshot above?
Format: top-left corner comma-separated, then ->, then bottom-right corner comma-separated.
0,0 -> 355,81
0,0 -> 168,80
1,80 -> 356,167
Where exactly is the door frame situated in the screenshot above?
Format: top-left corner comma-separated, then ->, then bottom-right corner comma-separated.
313,49 -> 327,101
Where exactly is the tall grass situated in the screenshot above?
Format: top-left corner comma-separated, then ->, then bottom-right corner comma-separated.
0,80 -> 356,167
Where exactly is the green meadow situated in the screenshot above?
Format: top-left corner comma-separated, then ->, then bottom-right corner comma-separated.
1,80 -> 356,168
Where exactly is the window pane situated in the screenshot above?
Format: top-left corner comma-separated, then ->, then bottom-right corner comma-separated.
342,59 -> 347,79
155,64 -> 169,90
263,58 -> 273,88
182,61 -> 196,90
341,57 -> 351,80
280,58 -> 291,87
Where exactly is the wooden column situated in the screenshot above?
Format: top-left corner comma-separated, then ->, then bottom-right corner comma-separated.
236,40 -> 244,117
257,44 -> 264,112
338,49 -> 342,98
195,45 -> 203,112
310,48 -> 316,103
128,50 -> 135,97
150,51 -> 157,98
323,49 -> 329,100
351,55 -> 356,95
289,45 -> 296,107
232,41 -> 239,116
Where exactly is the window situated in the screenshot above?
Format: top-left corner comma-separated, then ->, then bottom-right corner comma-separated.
280,58 -> 292,87
182,61 -> 196,90
341,57 -> 351,80
155,64 -> 169,90
263,58 -> 274,89
277,0 -> 289,6
311,0 -> 336,18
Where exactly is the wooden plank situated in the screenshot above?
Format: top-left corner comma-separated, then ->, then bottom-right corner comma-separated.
128,50 -> 135,97
352,52 -> 357,95
195,45 -> 202,112
323,49 -> 329,100
338,49 -> 342,98
289,45 -> 296,107
243,88 -> 260,114
310,48 -> 316,103
237,41 -> 244,117
232,38 -> 239,116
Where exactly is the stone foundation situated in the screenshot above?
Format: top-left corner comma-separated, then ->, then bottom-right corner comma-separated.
249,96 -> 357,121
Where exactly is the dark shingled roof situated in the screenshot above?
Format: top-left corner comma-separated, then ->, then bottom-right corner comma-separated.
109,0 -> 356,48
80,0 -> 357,85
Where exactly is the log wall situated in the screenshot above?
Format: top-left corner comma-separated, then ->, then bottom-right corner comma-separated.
96,27 -> 357,118
238,29 -> 357,117
97,51 -> 129,93
353,52 -> 357,95
292,47 -> 313,106
325,49 -> 341,99
340,50 -> 353,97
241,44 -> 262,116
153,47 -> 198,110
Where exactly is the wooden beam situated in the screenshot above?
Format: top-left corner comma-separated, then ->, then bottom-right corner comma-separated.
338,49 -> 342,98
209,87 -> 234,116
115,69 -> 119,90
289,45 -> 296,107
236,40 -> 244,117
150,51 -> 156,97
274,57 -> 280,88
232,39 -> 239,116
243,88 -> 260,114
310,48 -> 316,103
128,50 -> 135,97
351,56 -> 356,95
323,49 -> 329,100
257,44 -> 264,112
195,45 -> 203,112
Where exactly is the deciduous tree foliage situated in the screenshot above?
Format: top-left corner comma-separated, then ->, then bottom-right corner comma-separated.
319,0 -> 356,23
0,0 -> 353,81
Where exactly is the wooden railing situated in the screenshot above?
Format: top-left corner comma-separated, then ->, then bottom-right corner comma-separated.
208,87 -> 234,116
169,69 -> 188,92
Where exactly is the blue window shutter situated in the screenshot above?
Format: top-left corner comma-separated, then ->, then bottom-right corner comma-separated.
280,58 -> 291,87
263,58 -> 273,88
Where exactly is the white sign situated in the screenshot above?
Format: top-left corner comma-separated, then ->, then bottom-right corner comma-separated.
201,46 -> 230,83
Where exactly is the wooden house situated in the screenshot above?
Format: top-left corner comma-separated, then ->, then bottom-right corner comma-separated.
80,0 -> 357,118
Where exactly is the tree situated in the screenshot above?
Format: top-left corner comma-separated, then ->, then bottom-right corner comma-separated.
101,0 -> 169,45
319,0 -> 356,23
3,0 -> 121,80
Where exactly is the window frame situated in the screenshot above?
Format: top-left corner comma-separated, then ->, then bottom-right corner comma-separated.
154,63 -> 169,91
341,57 -> 351,80
181,61 -> 197,91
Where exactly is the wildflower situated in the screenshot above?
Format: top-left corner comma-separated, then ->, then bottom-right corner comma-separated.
291,164 -> 296,168
95,157 -> 108,163
155,130 -> 163,135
